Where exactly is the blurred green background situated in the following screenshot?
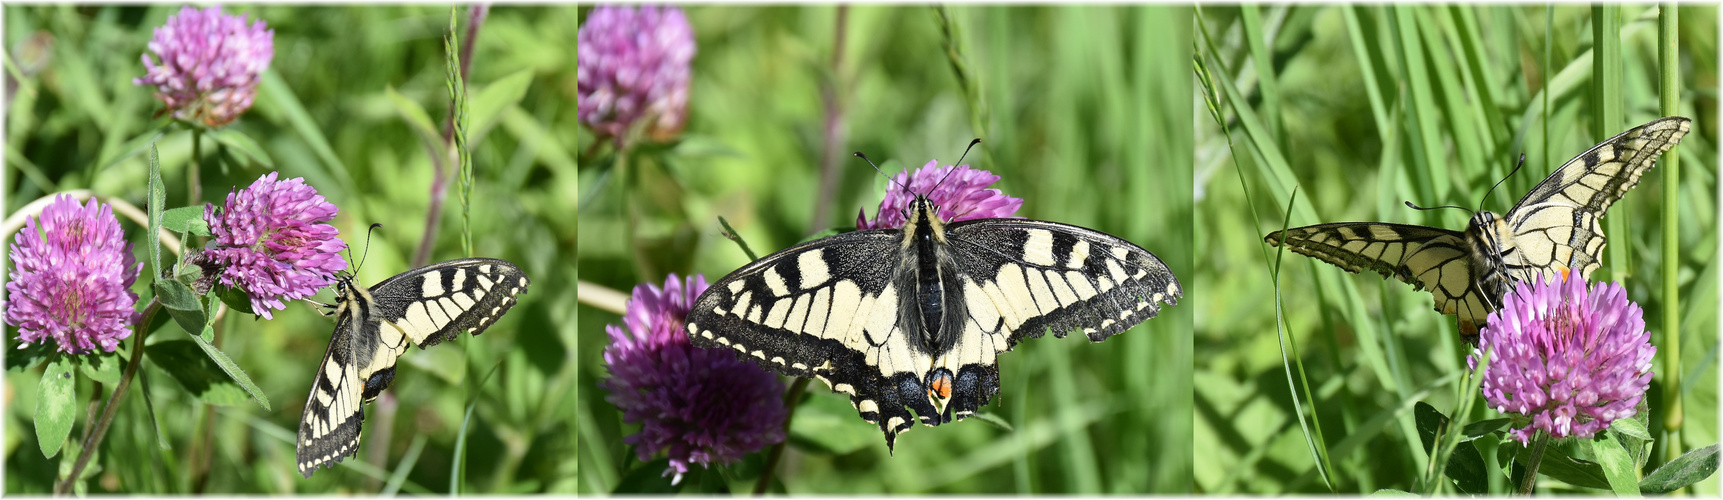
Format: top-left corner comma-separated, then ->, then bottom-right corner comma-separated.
577,5 -> 1193,494
4,4 -> 578,494
1195,5 -> 1718,494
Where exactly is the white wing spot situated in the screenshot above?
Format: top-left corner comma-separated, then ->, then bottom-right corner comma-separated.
1023,230 -> 1057,266
421,271 -> 445,296
451,269 -> 467,291
752,350 -> 766,360
480,264 -> 492,274
798,250 -> 830,287
1067,240 -> 1090,269
764,267 -> 791,297
728,280 -> 745,294
478,275 -> 494,290
770,356 -> 785,365
452,292 -> 475,309
518,277 -> 527,288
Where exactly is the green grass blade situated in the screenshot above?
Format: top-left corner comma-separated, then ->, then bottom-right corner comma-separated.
1656,2 -> 1686,475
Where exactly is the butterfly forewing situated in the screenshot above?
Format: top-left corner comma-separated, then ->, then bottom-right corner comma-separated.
366,258 -> 531,347
1507,116 -> 1692,279
1265,223 -> 1493,332
296,257 -> 530,478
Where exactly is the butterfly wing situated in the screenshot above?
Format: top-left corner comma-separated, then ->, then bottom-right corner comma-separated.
1265,222 -> 1493,332
933,219 -> 1181,418
687,230 -> 957,445
297,298 -> 369,478
295,258 -> 529,478
1504,116 -> 1691,280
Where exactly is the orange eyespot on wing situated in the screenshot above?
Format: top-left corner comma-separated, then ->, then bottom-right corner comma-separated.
927,372 -> 953,400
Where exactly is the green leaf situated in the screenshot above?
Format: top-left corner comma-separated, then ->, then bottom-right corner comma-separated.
257,71 -> 353,198
153,280 -> 206,335
468,69 -> 533,142
204,127 -> 274,168
1609,415 -> 1652,440
1462,418 -> 1511,438
1413,402 -> 1487,493
1640,444 -> 1720,493
147,146 -> 165,280
159,206 -> 210,236
7,341 -> 53,372
215,287 -> 256,316
386,86 -> 442,156
1369,489 -> 1419,497
1590,435 -> 1641,496
144,339 -> 250,407
97,121 -> 169,172
1521,443 -> 1612,490
183,327 -> 271,410
134,368 -> 172,450
35,355 -> 76,458
79,351 -> 120,385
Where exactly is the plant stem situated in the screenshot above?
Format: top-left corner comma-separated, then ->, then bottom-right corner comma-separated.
809,5 -> 848,234
753,377 -> 810,495
414,5 -> 488,267
55,299 -> 161,495
1518,433 -> 1549,495
189,129 -> 202,204
1657,1 -> 1684,473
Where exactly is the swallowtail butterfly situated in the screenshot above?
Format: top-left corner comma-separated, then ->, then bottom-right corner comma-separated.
1265,116 -> 1690,340
685,151 -> 1183,449
297,257 -> 529,477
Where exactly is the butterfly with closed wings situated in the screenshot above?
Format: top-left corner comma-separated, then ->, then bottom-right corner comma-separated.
685,142 -> 1183,450
297,256 -> 529,478
1265,116 -> 1690,341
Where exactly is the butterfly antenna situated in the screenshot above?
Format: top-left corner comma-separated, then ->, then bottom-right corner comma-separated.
1404,200 -> 1476,217
1479,153 -> 1528,213
854,151 -> 912,193
356,223 -> 383,273
930,138 -> 983,194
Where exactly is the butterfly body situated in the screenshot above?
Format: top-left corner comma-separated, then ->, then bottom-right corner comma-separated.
297,258 -> 529,478
687,195 -> 1181,449
1266,116 -> 1690,339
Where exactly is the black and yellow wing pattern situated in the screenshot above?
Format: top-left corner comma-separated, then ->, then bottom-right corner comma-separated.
297,258 -> 529,478
685,196 -> 1181,449
1266,116 -> 1690,338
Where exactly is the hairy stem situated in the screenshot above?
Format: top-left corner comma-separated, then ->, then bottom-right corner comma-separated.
1518,433 -> 1549,495
56,299 -> 161,495
189,129 -> 202,205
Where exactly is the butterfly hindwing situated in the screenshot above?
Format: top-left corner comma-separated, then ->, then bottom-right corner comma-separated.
296,258 -> 529,478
